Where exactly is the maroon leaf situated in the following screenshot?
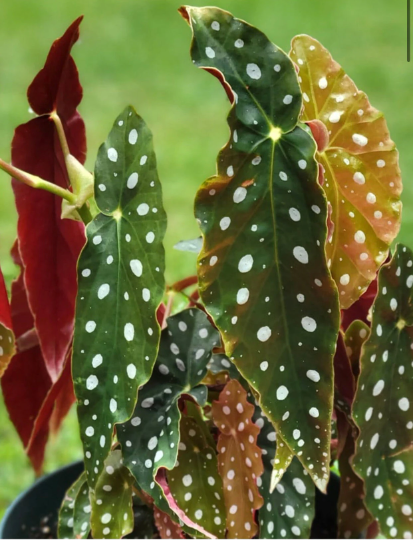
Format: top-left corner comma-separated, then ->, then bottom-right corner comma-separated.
0,268 -> 14,377
334,333 -> 355,405
1,246 -> 51,472
11,18 -> 86,381
2,243 -> 74,472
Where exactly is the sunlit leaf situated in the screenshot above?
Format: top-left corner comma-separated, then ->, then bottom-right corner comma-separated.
181,4 -> 339,491
212,379 -> 263,538
290,35 -> 402,309
168,415 -> 226,538
58,471 -> 88,539
72,106 -> 166,486
0,268 -> 14,377
90,450 -> 134,539
255,409 -> 315,539
353,244 -> 413,537
117,308 -> 219,507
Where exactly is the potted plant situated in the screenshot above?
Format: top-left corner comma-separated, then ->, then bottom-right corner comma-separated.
0,5 -> 411,539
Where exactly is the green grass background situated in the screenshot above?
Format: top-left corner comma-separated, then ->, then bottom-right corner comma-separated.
0,0 -> 411,518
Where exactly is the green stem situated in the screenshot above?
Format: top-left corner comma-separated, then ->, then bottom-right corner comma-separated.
50,111 -> 70,159
0,158 -> 76,204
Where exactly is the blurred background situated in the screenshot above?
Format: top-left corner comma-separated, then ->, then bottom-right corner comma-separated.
0,0 -> 410,517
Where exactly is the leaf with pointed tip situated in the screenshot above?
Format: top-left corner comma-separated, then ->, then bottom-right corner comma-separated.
72,106 -> 166,487
255,410 -> 315,539
12,18 -> 86,381
117,308 -> 219,506
0,269 -> 14,377
181,4 -> 339,491
90,450 -> 134,539
58,471 -> 88,539
334,333 -> 355,404
167,415 -> 226,538
290,35 -> 401,309
353,244 -> 413,537
154,507 -> 185,539
270,434 -> 294,493
207,353 -> 240,381
211,379 -> 263,538
174,237 -> 203,254
337,430 -> 373,539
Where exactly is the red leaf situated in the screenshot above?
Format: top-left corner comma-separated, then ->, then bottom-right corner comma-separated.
0,267 -> 14,377
1,250 -> 52,472
12,18 -> 86,381
341,276 -> 378,332
212,379 -> 264,539
2,243 -> 74,472
27,17 -> 83,118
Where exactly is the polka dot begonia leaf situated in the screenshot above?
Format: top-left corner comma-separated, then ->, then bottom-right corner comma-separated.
154,506 -> 185,539
344,319 -> 370,380
255,408 -> 315,539
181,5 -> 340,492
353,244 -> 413,538
117,309 -> 219,515
90,450 -> 135,539
72,105 -> 167,487
167,415 -> 226,538
211,379 -> 264,538
58,471 -> 89,539
0,270 -> 14,378
290,36 -> 402,309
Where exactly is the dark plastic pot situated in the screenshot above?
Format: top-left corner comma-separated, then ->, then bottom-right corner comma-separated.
0,461 -> 83,539
1,461 -> 340,539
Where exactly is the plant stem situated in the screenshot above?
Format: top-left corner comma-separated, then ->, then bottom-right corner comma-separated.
50,111 -> 70,159
0,158 -> 76,204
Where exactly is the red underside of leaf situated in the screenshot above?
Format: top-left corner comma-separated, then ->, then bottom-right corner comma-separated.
0,271 -> 12,331
212,379 -> 264,539
2,243 -> 74,472
154,506 -> 185,540
11,18 -> 86,381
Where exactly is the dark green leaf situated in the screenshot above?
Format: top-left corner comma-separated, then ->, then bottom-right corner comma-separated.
181,5 -> 339,490
256,410 -> 315,539
117,308 -> 219,506
167,415 -> 226,538
90,449 -> 135,539
58,472 -> 88,539
72,478 -> 91,539
353,244 -> 413,538
72,105 -> 166,486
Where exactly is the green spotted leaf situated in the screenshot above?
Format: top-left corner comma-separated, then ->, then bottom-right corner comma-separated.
72,105 -> 166,486
290,36 -> 402,309
181,5 -> 339,490
344,320 -> 370,378
117,308 -> 219,506
167,415 -> 226,538
255,410 -> 315,539
58,472 -> 89,539
90,449 -> 135,539
154,507 -> 185,539
212,379 -> 264,538
353,244 -> 413,537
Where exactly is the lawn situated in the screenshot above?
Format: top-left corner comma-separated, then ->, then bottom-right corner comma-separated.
0,0 -> 411,517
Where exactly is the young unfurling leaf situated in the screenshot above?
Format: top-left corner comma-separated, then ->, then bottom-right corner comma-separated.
212,379 -> 264,538
181,4 -> 339,492
290,36 -> 401,309
72,106 -> 166,487
353,244 -> 413,538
